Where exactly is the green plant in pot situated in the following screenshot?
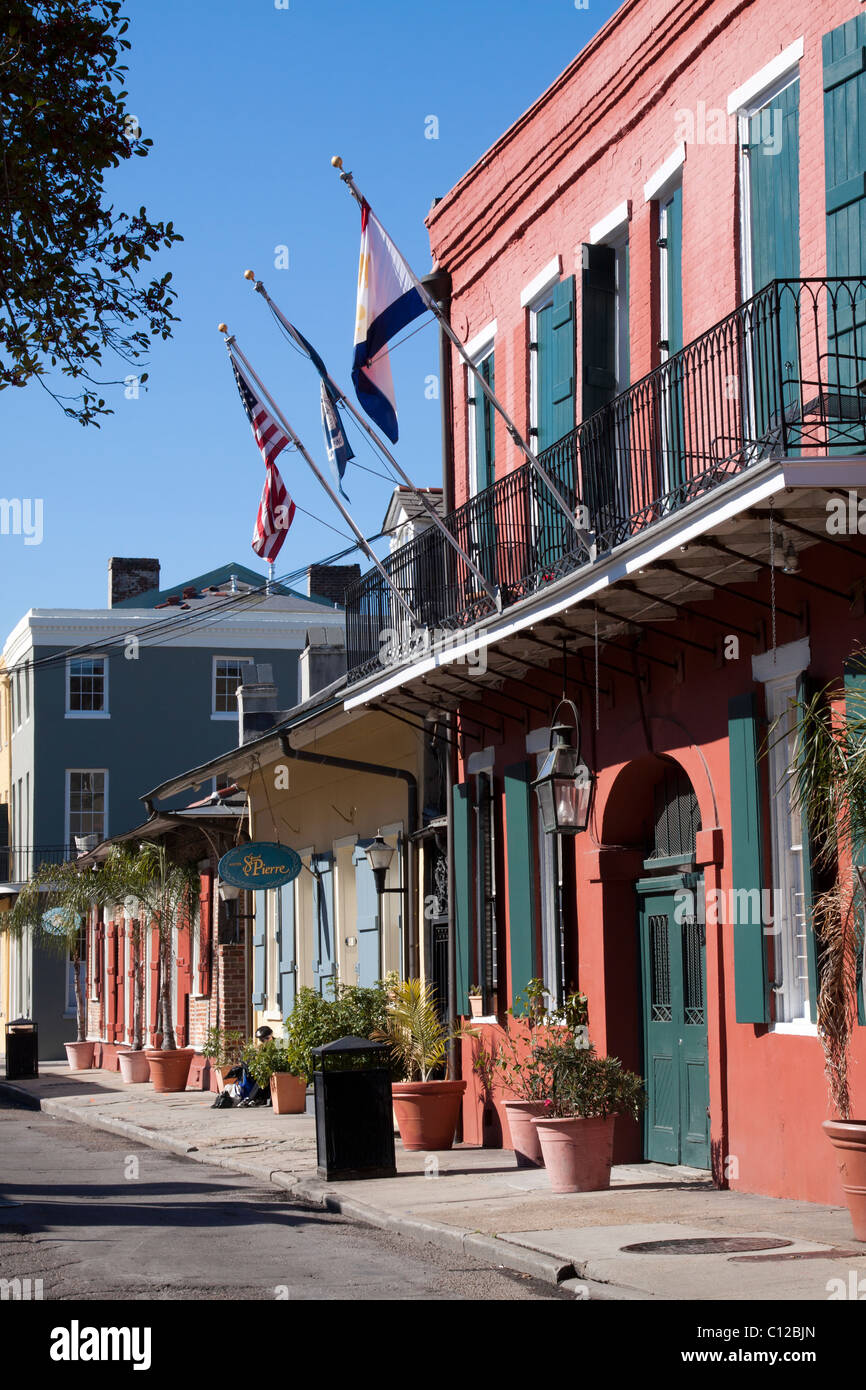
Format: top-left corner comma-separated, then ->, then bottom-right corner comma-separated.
374,978 -> 469,1151
202,1027 -> 245,1092
282,977 -> 394,1084
242,1037 -> 307,1114
530,1032 -> 646,1193
785,667 -> 866,1238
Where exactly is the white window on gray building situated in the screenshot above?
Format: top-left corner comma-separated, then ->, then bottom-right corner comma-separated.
66,770 -> 108,853
212,656 -> 251,718
66,656 -> 108,716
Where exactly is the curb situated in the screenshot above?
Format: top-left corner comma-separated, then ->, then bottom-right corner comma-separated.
0,1080 -> 41,1110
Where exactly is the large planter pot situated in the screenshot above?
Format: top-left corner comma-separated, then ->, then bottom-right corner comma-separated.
64,1041 -> 95,1070
270,1073 -> 307,1115
531,1113 -> 617,1193
145,1048 -> 193,1094
118,1050 -> 151,1084
392,1079 -> 467,1151
823,1119 -> 866,1241
504,1100 -> 548,1168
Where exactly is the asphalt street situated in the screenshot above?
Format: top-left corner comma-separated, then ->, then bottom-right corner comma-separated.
0,1101 -> 565,1301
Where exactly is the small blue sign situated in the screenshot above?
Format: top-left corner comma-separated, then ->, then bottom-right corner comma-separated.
218,842 -> 302,890
42,907 -> 82,937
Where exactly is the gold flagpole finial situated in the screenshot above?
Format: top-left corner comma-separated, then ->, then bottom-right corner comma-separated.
331,155 -> 343,170
243,269 -> 255,282
218,322 -> 229,334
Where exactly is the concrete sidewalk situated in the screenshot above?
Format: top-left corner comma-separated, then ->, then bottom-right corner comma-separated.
2,1062 -> 864,1301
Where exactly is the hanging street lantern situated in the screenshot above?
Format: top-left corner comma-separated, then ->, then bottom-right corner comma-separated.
532,699 -> 595,835
365,833 -> 396,896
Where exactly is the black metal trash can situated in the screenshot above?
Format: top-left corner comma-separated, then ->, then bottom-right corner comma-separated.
312,1035 -> 396,1181
5,1018 -> 38,1080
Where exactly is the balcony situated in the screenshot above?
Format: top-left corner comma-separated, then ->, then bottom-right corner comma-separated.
346,278 -> 866,682
0,845 -> 79,888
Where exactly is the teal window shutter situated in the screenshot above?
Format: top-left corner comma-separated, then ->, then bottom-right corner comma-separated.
471,352 -> 496,493
823,18 -> 866,390
452,781 -> 472,1015
504,762 -> 538,1011
581,245 -> 617,418
797,677 -> 820,1024
252,890 -> 267,1007
277,881 -> 296,1018
728,694 -> 769,1023
551,275 -> 575,444
844,664 -> 866,1024
353,840 -> 381,988
312,853 -> 335,995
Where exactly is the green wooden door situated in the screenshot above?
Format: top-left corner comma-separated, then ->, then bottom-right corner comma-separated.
748,79 -> 800,437
824,17 -> 866,425
470,351 -> 497,583
638,876 -> 710,1168
660,189 -> 686,501
534,278 -> 576,571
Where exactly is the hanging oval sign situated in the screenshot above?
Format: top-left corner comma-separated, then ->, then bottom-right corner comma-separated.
42,907 -> 83,937
218,842 -> 302,890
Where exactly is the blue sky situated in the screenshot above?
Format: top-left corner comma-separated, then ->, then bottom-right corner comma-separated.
0,0 -> 620,639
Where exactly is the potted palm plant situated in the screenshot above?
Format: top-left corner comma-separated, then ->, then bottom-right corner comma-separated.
530,1035 -> 646,1193
109,841 -> 200,1093
375,978 -> 467,1150
788,670 -> 866,1238
4,858 -> 114,1070
467,984 -> 484,1019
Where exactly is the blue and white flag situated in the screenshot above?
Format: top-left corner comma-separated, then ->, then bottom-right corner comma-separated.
287,323 -> 354,499
352,200 -> 427,443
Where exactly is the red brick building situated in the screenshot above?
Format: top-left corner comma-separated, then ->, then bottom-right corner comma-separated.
342,0 -> 866,1203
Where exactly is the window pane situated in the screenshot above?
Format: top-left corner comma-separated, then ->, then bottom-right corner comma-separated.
68,772 -> 106,847
69,658 -> 105,712
214,659 -> 247,713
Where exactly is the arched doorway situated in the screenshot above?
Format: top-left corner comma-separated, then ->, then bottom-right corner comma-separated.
602,756 -> 710,1169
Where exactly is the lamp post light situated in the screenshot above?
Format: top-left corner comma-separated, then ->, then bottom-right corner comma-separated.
532,699 -> 595,1001
364,833 -> 401,978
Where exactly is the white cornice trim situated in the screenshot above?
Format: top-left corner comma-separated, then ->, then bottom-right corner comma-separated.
588,200 -> 631,245
643,144 -> 686,202
465,320 -> 498,359
520,256 -> 562,308
727,38 -> 804,114
752,637 -> 811,684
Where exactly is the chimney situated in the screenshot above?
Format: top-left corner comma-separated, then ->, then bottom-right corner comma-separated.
237,663 -> 278,745
108,557 -> 160,607
307,563 -> 361,608
299,627 -> 347,702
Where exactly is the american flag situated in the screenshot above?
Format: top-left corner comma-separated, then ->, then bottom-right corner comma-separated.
252,460 -> 296,562
231,353 -> 291,467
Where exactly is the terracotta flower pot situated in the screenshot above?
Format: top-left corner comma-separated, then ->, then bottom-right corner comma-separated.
392,1079 -> 467,1150
270,1073 -> 307,1114
118,1050 -> 151,1084
823,1119 -> 866,1241
504,1099 -> 548,1168
64,1041 -> 95,1071
531,1113 -> 617,1193
468,995 -> 484,1019
145,1048 -> 193,1094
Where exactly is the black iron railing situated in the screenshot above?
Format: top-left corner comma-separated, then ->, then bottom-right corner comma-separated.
0,845 -> 77,882
346,278 -> 866,679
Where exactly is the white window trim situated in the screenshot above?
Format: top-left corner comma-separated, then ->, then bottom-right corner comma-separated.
65,654 -> 110,719
212,654 -> 252,720
751,636 -> 810,684
588,200 -> 631,247
520,255 -> 562,309
727,38 -> 804,115
465,320 -> 497,360
643,143 -> 686,203
64,768 -> 109,850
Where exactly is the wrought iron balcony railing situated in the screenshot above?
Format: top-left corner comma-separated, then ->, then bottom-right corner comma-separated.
0,845 -> 79,882
346,277 -> 866,680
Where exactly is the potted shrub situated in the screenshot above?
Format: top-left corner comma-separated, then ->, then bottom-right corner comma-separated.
530,1036 -> 646,1193
243,1038 -> 307,1114
201,1026 -> 246,1092
375,978 -> 467,1150
788,672 -> 866,1238
282,976 -> 393,1086
4,857 -> 117,1071
467,984 -> 484,1019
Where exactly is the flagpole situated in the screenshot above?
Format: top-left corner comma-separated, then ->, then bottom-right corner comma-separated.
330,156 -> 594,553
243,271 -> 502,612
219,327 -> 420,628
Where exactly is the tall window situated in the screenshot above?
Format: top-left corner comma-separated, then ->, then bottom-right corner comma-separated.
213,657 -> 250,718
66,656 -> 108,716
474,771 -> 498,1010
467,349 -> 495,496
766,675 -> 811,1025
66,771 -> 107,852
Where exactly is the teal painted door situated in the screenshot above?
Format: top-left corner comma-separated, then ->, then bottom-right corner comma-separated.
471,351 -> 497,584
748,79 -> 800,434
276,881 -> 296,1018
659,188 -> 686,501
824,18 -> 866,423
312,853 -> 336,996
638,878 -> 710,1168
534,278 -> 576,571
353,840 -> 381,987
